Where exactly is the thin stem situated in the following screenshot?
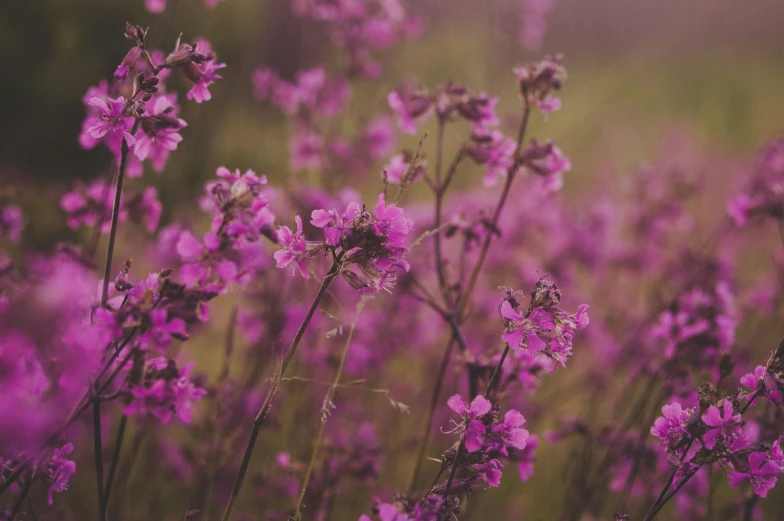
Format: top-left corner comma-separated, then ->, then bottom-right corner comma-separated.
221,262 -> 340,521
457,104 -> 531,318
433,120 -> 450,305
100,127 -> 136,307
103,415 -> 128,510
407,337 -> 456,494
642,439 -> 694,521
643,467 -> 699,521
294,299 -> 365,520
103,352 -> 145,519
11,478 -> 33,518
93,392 -> 106,521
0,464 -> 25,498
86,166 -> 118,258
483,345 -> 510,398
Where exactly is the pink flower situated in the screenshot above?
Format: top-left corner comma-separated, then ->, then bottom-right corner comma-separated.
186,59 -> 226,103
134,94 -> 187,172
651,402 -> 694,447
387,84 -> 433,135
448,394 -> 492,453
86,96 -> 136,145
491,409 -> 530,455
701,400 -> 743,449
373,193 -> 413,250
382,154 -> 408,184
447,394 -> 491,419
274,216 -> 309,279
46,443 -> 76,505
727,451 -> 779,497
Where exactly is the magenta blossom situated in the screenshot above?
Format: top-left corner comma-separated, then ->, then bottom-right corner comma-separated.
448,394 -> 491,453
274,216 -> 309,279
701,400 -> 743,449
727,451 -> 779,497
86,96 -> 136,145
46,443 -> 76,505
651,402 -> 695,448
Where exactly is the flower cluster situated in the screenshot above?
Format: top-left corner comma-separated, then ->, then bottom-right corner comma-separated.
177,167 -> 276,293
79,23 -> 224,176
275,193 -> 413,294
125,357 -> 206,424
500,278 -> 589,370
728,138 -> 784,226
61,178 -> 162,233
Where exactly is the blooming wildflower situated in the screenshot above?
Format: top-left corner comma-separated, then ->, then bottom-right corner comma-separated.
500,282 -> 588,369
701,400 -> 743,449
134,94 -> 187,172
387,84 -> 433,135
520,139 -> 571,193
124,358 -> 206,424
650,402 -> 695,447
727,451 -> 779,497
477,458 -> 504,487
448,394 -> 491,452
465,127 -> 517,186
186,58 -> 226,103
741,365 -> 782,405
86,96 -> 136,145
490,409 -> 530,456
274,216 -> 309,279
46,443 -> 76,505
382,154 -> 409,184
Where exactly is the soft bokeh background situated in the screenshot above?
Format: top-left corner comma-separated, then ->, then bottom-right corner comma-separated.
2,0 -> 784,520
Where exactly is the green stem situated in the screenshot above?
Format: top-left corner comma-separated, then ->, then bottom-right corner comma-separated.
293,299 -> 365,520
221,262 -> 340,521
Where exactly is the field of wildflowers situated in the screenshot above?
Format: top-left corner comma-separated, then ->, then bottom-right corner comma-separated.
1,1 -> 784,520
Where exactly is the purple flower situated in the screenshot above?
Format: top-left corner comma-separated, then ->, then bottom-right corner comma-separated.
651,402 -> 694,447
727,451 -> 779,497
274,216 -> 309,279
186,58 -> 226,104
311,202 -> 362,246
741,365 -> 782,405
382,154 -> 409,184
86,96 -> 136,145
387,84 -> 433,135
701,400 -> 743,449
491,409 -> 530,456
373,193 -> 413,251
448,394 -> 491,453
46,443 -> 76,504
134,94 -> 187,172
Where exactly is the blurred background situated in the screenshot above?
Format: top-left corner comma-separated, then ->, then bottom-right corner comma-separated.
2,0 -> 784,520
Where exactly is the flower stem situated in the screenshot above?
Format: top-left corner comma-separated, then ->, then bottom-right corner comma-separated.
221,262 -> 340,521
407,337 -> 456,494
293,298 -> 365,521
100,128 -> 136,307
